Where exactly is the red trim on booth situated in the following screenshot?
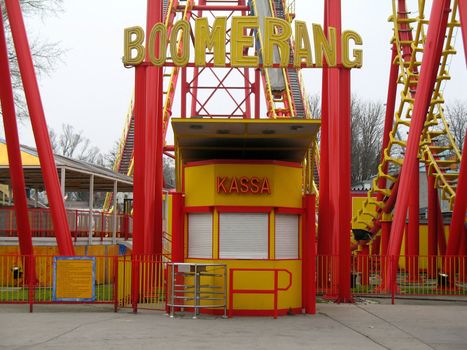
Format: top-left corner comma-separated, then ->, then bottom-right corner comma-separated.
275,207 -> 304,215
216,206 -> 272,213
185,159 -> 302,168
185,206 -> 213,213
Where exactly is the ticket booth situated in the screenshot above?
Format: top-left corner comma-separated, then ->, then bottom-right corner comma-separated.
171,118 -> 320,316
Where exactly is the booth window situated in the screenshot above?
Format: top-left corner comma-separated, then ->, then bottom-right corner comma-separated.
188,213 -> 213,258
219,213 -> 269,259
275,214 -> 299,259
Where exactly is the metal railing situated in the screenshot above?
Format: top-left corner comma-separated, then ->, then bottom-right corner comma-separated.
167,262 -> 227,318
317,255 -> 467,302
0,254 -> 119,312
0,208 -> 133,240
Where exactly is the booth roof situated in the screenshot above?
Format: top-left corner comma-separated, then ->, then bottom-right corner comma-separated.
172,118 -> 321,163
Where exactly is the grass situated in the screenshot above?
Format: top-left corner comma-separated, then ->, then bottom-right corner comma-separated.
0,284 -> 114,302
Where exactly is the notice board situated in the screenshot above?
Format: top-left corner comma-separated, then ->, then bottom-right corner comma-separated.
53,257 -> 96,301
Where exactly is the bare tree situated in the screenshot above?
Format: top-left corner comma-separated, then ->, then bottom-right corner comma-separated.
308,93 -> 321,119
1,0 -> 64,118
49,123 -> 104,165
351,97 -> 385,185
445,100 -> 467,151
104,140 -> 120,170
163,156 -> 175,189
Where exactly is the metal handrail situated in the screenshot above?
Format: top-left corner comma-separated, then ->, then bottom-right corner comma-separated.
167,262 -> 227,319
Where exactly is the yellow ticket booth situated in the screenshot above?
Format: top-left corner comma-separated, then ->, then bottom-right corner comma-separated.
171,118 -> 320,316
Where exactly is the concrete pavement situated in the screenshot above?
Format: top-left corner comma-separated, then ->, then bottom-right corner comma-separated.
0,300 -> 466,350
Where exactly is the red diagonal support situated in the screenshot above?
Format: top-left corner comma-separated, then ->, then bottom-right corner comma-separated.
447,130 -> 467,255
386,0 -> 451,288
5,0 -> 74,255
0,10 -> 34,263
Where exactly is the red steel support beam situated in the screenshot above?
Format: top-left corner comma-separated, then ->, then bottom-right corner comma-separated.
181,67 -> 187,118
447,130 -> 467,257
0,11 -> 34,263
407,164 -> 420,281
133,66 -> 147,256
5,0 -> 74,255
254,69 -> 261,119
386,0 -> 451,287
318,0 -> 331,258
302,194 -> 316,314
326,0 -> 352,303
171,193 -> 185,262
318,2 -> 333,296
427,173 -> 438,278
142,0 -> 164,256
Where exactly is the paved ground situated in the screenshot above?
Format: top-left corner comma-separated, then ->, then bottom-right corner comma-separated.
1,299 -> 467,350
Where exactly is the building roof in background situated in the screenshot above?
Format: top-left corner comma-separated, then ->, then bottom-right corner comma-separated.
0,140 -> 133,192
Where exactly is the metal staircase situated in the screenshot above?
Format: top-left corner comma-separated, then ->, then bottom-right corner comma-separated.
119,116 -> 135,175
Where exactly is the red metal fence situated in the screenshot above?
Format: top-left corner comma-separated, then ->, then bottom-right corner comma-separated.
0,254 -> 166,312
1,254 -> 467,313
318,255 -> 467,301
0,208 -> 133,240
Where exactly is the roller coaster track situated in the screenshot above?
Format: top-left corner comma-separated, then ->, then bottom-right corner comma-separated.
353,0 -> 462,232
104,0 -> 191,210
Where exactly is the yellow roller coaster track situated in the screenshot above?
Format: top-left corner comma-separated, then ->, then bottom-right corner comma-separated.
353,0 -> 462,232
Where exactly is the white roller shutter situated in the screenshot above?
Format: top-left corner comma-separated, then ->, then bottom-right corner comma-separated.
275,214 -> 299,259
219,213 -> 269,259
188,213 -> 212,258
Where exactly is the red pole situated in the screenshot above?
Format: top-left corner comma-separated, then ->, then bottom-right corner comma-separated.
326,0 -> 352,303
228,270 -> 233,318
273,270 -> 278,319
0,10 -> 34,261
255,69 -> 261,119
318,0 -> 332,294
133,65 -> 147,256
357,245 -> 369,286
171,193 -> 185,262
302,194 -> 316,314
5,0 -> 74,255
113,255 -> 119,312
445,131 -> 467,281
447,130 -> 467,255
337,68 -> 352,303
181,67 -> 187,118
386,0 -> 451,288
407,163 -> 420,281
427,173 -> 438,278
153,65 -> 164,256
142,0 -> 163,256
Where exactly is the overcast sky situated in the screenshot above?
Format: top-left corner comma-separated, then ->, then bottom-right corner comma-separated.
2,0 -> 466,153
